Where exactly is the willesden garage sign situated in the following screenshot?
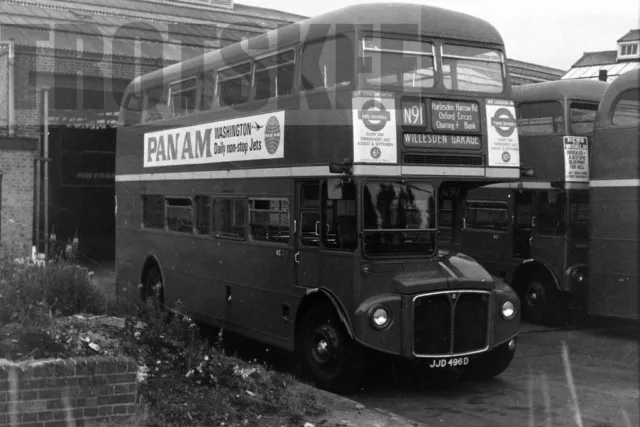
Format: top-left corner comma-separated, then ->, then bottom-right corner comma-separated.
143,111 -> 285,167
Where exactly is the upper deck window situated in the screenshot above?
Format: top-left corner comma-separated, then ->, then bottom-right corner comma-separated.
145,85 -> 171,122
612,88 -> 640,127
254,50 -> 295,100
517,101 -> 565,135
442,45 -> 503,93
360,36 -> 434,89
218,62 -> 252,107
300,36 -> 353,90
120,94 -> 142,126
169,77 -> 197,116
570,102 -> 598,134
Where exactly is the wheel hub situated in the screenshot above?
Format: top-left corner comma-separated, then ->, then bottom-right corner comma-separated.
526,282 -> 545,307
311,325 -> 339,365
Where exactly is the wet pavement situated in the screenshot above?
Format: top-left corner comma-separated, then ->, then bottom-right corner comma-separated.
88,265 -> 638,427
350,322 -> 639,427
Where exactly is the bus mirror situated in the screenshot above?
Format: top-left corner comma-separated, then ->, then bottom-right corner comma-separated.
327,179 -> 343,200
329,162 -> 352,175
521,167 -> 535,178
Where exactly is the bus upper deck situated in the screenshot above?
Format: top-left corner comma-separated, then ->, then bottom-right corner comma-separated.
117,2 -> 520,186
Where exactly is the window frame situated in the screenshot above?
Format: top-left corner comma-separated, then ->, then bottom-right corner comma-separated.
299,34 -> 355,92
215,61 -> 253,108
211,197 -> 248,241
168,76 -> 199,117
516,100 -> 566,136
464,200 -> 509,232
252,49 -> 297,101
141,194 -> 166,230
165,196 -> 195,234
440,43 -> 506,94
248,197 -> 291,245
611,88 -> 640,128
359,33 -> 437,90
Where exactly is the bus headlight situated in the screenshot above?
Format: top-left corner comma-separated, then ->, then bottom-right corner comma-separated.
371,307 -> 390,329
501,301 -> 516,320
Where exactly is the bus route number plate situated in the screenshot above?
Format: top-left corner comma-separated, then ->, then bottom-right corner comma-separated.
428,357 -> 469,368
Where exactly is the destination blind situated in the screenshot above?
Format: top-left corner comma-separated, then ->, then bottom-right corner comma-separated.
431,100 -> 480,132
403,133 -> 481,149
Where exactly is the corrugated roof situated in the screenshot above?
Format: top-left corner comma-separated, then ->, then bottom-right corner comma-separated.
561,62 -> 640,81
571,50 -> 618,67
618,29 -> 640,42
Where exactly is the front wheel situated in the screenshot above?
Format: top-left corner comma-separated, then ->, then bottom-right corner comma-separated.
457,340 -> 516,380
521,274 -> 562,325
297,304 -> 364,393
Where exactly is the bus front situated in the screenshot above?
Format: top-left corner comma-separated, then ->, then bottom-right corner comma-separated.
339,16 -> 521,380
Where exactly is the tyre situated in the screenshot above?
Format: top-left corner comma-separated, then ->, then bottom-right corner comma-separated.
458,340 -> 516,380
297,304 -> 364,393
520,273 -> 562,325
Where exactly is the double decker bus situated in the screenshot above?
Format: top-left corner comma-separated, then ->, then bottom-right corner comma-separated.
115,3 -> 522,390
589,68 -> 640,321
445,80 -> 606,325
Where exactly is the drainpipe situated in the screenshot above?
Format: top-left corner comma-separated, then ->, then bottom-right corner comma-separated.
0,40 -> 14,136
42,88 -> 50,258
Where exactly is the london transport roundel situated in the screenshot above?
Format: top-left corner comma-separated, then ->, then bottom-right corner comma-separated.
491,107 -> 517,138
264,116 -> 281,155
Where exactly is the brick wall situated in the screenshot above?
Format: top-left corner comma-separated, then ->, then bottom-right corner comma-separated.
0,356 -> 139,427
0,148 -> 36,258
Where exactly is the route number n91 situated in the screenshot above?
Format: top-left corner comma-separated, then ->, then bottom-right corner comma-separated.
402,101 -> 425,126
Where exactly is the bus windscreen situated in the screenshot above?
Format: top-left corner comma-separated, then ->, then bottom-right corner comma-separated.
363,181 -> 436,256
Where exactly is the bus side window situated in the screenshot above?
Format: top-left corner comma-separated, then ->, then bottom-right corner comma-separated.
612,88 -> 640,127
322,181 -> 356,251
249,198 -> 289,243
516,101 -> 565,135
195,196 -> 211,235
142,195 -> 165,229
217,63 -> 252,107
465,201 -> 509,231
166,198 -> 194,233
169,77 -> 197,116
121,94 -> 142,126
254,50 -> 295,101
212,198 -> 246,239
201,72 -> 215,110
145,85 -> 171,122
300,36 -> 353,90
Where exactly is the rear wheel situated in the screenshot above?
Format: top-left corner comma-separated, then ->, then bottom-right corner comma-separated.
142,266 -> 164,304
520,273 -> 562,325
297,304 -> 364,393
458,340 -> 516,380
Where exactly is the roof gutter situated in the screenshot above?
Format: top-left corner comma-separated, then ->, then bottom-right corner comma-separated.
0,40 -> 15,137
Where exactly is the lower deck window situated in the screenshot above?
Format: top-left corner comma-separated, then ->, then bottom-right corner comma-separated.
213,198 -> 246,239
166,198 -> 193,232
143,195 -> 164,229
249,198 -> 290,243
465,201 -> 508,231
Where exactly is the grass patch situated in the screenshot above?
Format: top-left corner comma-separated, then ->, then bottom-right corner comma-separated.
0,256 -> 328,426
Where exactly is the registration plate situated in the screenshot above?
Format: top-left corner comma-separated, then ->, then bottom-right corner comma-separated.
428,357 -> 469,368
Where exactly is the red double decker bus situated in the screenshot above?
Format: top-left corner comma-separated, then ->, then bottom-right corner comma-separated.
115,3 -> 522,390
589,69 -> 640,321
446,80 -> 606,325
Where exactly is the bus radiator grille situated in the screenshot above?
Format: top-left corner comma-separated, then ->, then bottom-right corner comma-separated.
413,291 -> 490,357
403,154 -> 484,166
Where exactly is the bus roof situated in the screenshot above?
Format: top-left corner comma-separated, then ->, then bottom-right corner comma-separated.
595,68 -> 640,130
124,2 -> 504,96
512,79 -> 608,104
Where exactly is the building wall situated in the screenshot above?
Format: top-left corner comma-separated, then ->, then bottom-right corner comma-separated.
0,53 -> 7,130
0,148 -> 36,258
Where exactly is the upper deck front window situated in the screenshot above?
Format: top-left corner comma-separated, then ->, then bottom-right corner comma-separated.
363,181 -> 436,257
442,45 -> 504,93
360,36 -> 435,90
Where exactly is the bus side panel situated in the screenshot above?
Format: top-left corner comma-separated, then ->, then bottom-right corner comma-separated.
115,182 -> 145,298
589,186 -> 640,320
591,128 -> 639,180
519,135 -> 566,183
